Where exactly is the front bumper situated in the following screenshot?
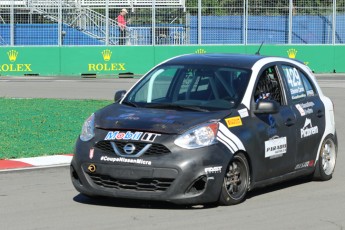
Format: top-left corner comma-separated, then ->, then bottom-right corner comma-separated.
70,137 -> 233,205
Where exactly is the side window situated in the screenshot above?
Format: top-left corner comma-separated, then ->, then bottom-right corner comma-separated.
254,66 -> 283,105
299,71 -> 316,97
281,65 -> 306,101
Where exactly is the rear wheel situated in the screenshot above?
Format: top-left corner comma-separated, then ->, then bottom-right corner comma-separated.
219,153 -> 250,205
313,135 -> 337,181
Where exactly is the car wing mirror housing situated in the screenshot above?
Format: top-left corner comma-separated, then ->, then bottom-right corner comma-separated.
114,90 -> 126,102
254,100 -> 279,114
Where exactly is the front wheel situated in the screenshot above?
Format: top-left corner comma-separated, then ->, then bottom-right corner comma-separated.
219,152 -> 250,205
313,134 -> 337,181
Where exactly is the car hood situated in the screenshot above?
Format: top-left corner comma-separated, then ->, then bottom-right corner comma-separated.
95,103 -> 231,134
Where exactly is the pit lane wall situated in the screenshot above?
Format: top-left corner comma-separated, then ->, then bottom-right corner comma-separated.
0,45 -> 344,77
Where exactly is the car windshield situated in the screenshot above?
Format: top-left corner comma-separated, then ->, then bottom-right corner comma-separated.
124,64 -> 251,111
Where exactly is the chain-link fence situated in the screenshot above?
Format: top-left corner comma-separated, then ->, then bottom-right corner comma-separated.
1,0 -> 345,46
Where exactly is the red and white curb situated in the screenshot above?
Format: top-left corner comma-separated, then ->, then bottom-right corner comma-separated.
0,154 -> 73,171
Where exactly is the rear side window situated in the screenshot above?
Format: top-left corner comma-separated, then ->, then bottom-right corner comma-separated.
300,71 -> 316,97
281,65 -> 306,101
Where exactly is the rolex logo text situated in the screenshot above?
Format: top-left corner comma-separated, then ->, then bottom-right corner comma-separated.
0,50 -> 32,72
88,49 -> 126,72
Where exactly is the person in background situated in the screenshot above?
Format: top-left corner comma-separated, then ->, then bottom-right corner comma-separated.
117,8 -> 128,45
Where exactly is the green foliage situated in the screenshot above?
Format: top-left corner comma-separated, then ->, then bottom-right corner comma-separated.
0,98 -> 111,159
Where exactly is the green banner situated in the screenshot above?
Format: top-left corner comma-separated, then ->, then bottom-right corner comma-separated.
0,47 -> 60,76
0,45 -> 341,77
60,46 -> 155,76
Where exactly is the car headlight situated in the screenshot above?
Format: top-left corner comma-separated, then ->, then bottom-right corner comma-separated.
174,122 -> 219,149
80,113 -> 95,142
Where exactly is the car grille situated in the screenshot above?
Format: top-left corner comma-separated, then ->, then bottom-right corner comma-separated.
94,141 -> 171,156
89,174 -> 174,192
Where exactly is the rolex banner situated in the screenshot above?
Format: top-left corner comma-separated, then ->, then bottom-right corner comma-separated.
0,45 -> 342,76
0,47 -> 60,76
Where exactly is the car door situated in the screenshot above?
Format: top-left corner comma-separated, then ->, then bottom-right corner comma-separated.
279,64 -> 325,170
250,64 -> 298,182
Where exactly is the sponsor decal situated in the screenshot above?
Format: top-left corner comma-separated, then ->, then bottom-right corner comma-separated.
105,131 -> 142,141
225,116 -> 242,128
296,102 -> 314,116
295,160 -> 315,170
0,49 -> 33,73
141,132 -> 161,142
300,118 -> 318,138
300,102 -> 314,115
87,49 -> 126,72
238,108 -> 249,118
290,87 -> 306,100
89,148 -> 94,159
105,131 -> 161,142
100,156 -> 151,165
205,166 -> 222,174
265,136 -> 287,158
88,164 -> 96,173
295,104 -> 305,116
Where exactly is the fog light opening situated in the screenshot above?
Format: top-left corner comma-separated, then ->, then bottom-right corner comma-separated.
186,176 -> 207,195
70,165 -> 83,185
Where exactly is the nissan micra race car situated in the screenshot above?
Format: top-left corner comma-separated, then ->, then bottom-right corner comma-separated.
70,53 -> 337,206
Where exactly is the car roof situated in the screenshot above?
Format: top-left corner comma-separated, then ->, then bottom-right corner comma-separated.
163,53 -> 268,69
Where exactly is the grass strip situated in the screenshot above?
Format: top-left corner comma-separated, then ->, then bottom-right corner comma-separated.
0,98 -> 111,159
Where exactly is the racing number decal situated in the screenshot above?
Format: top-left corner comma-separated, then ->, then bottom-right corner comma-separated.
283,66 -> 306,100
286,68 -> 302,88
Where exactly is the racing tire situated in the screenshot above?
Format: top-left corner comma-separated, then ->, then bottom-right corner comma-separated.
219,152 -> 250,205
313,134 -> 337,181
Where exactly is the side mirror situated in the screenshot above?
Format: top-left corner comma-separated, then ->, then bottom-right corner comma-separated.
114,90 -> 126,102
254,100 -> 279,114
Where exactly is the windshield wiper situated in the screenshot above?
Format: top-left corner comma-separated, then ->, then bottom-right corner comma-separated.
121,101 -> 138,107
145,103 -> 209,112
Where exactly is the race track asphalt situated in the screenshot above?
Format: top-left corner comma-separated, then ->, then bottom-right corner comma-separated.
0,75 -> 344,230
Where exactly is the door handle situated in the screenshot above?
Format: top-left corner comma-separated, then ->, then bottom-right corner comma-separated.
317,110 -> 324,118
285,118 -> 295,127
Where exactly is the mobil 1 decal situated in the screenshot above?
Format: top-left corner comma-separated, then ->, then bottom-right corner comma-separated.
283,66 -> 306,100
105,131 -> 161,142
